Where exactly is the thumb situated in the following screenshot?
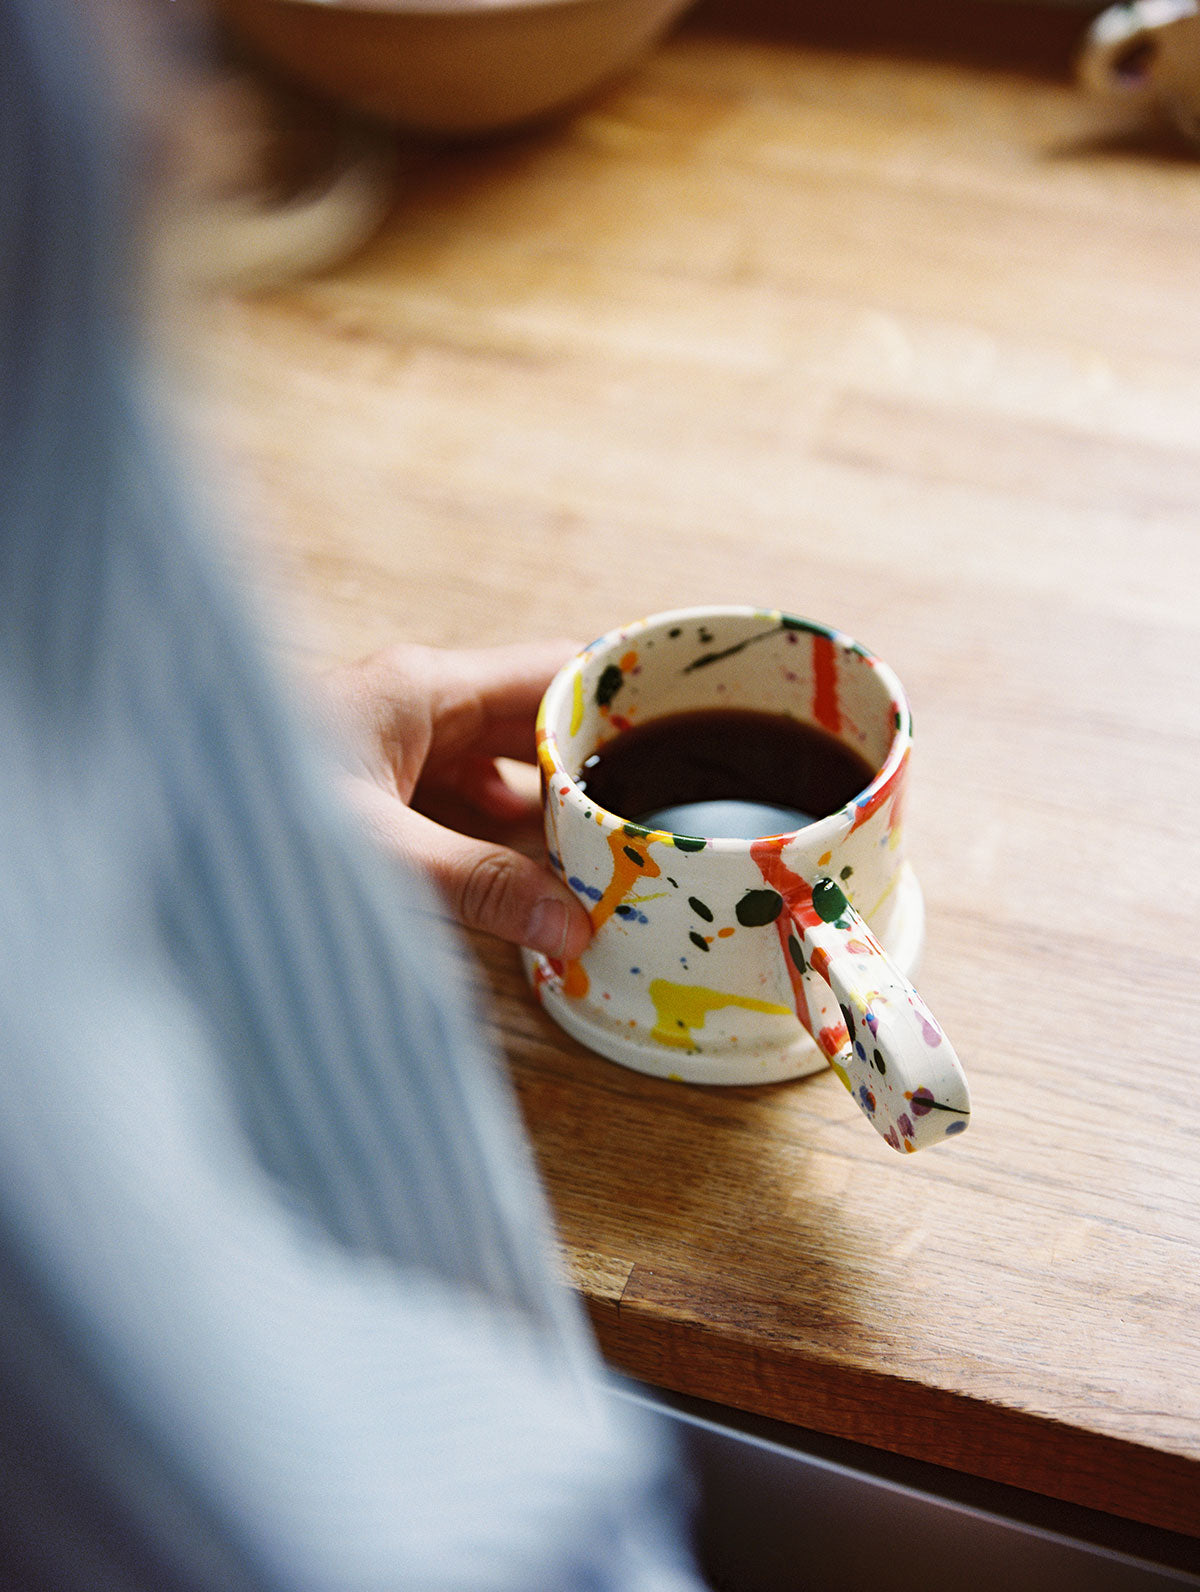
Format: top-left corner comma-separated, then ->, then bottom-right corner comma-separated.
347,782 -> 592,958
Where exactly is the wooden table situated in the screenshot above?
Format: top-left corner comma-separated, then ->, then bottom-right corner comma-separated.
198,1 -> 1200,1541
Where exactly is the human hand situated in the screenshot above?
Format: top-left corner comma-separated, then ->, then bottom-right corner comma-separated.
320,641 -> 592,960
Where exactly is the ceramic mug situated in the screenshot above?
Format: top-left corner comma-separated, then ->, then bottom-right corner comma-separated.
523,606 -> 970,1154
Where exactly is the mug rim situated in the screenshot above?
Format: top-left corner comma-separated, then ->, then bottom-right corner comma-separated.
537,604 -> 912,855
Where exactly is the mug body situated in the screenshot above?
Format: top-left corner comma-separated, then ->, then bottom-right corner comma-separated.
524,606 -> 922,1086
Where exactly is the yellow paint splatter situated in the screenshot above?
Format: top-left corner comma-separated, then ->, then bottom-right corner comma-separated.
647,980 -> 791,1050
535,727 -> 557,781
866,867 -> 899,922
569,669 -> 585,737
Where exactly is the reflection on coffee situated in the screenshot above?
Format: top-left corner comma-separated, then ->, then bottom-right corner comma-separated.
575,708 -> 876,839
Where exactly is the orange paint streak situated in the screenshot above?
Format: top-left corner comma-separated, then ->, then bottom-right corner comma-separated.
561,828 -> 662,1000
561,960 -> 590,998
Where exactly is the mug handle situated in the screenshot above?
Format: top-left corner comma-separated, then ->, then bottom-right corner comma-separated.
791,878 -> 970,1153
1078,0 -> 1197,100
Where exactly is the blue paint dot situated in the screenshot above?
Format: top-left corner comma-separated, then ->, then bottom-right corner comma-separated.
630,967 -> 641,975
568,875 -> 603,902
855,1040 -> 867,1061
945,1120 -> 968,1136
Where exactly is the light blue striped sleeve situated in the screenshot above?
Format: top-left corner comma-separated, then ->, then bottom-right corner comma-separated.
0,750 -> 698,1592
0,1 -> 706,1586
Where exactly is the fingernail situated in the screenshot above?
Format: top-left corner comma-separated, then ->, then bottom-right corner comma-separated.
526,897 -> 569,958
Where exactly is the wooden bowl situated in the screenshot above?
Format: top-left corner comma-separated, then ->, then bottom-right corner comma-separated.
214,0 -> 695,136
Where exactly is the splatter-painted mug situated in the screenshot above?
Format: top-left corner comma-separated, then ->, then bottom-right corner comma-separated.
523,607 -> 970,1153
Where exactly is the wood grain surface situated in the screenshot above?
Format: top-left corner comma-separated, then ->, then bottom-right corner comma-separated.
193,2 -> 1200,1538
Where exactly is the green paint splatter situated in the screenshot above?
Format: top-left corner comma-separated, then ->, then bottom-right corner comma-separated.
683,625 -> 780,675
623,822 -> 649,839
623,845 -> 646,867
813,879 -> 848,923
787,933 -> 806,972
839,865 -> 853,881
596,664 -> 624,707
688,931 -> 710,953
735,889 -> 784,927
671,834 -> 707,852
688,897 -> 713,922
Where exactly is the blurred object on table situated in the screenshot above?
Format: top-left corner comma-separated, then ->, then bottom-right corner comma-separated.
157,48 -> 395,291
213,0 -> 697,137
1079,0 -> 1200,142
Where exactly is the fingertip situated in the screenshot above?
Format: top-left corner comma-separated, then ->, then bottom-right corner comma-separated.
525,893 -> 592,959
559,895 -> 593,960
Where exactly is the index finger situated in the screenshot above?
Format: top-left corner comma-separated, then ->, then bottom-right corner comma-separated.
431,639 -> 584,762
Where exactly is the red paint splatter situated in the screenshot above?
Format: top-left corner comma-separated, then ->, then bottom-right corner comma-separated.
812,632 -> 841,735
744,834 -> 846,1044
748,838 -> 813,1032
817,1024 -> 847,1058
849,746 -> 908,833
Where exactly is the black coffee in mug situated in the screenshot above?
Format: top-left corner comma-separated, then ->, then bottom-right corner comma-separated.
575,708 -> 876,839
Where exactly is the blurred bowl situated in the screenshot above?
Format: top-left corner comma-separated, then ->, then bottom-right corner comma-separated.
214,0 -> 696,137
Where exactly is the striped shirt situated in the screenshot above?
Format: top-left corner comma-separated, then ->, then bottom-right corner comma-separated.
0,3 -> 701,1586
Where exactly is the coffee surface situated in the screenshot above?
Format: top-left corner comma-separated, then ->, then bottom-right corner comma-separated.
575,709 -> 876,838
